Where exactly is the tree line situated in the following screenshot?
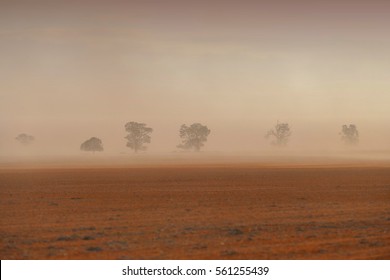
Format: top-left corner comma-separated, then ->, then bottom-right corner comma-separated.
14,121 -> 359,153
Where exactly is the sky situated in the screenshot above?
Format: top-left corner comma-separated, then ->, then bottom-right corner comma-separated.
1,0 -> 390,156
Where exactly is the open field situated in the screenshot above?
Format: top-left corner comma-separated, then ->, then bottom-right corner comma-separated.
1,164 -> 390,259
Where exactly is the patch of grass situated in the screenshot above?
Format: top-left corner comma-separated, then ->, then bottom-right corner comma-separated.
72,226 -> 96,232
221,250 -> 238,256
227,228 -> 244,236
86,247 -> 102,252
82,236 -> 95,240
56,235 -> 79,241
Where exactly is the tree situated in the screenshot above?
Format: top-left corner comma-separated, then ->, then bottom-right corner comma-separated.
124,122 -> 153,153
80,137 -> 104,153
15,133 -> 34,145
177,123 -> 211,151
265,121 -> 291,146
340,124 -> 359,145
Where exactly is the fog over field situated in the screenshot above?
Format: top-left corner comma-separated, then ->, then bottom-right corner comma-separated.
1,0 -> 390,162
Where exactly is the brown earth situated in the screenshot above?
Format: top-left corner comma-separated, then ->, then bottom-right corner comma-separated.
1,165 -> 390,259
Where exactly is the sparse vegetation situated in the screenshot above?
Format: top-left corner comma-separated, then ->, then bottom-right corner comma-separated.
265,121 -> 291,146
80,137 -> 104,153
15,133 -> 34,145
124,122 -> 153,153
340,124 -> 359,145
1,167 -> 390,259
86,246 -> 102,252
177,123 -> 211,151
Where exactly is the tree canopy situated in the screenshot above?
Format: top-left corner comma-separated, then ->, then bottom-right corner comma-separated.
80,137 -> 104,152
340,124 -> 359,145
15,133 -> 35,145
265,121 -> 291,146
177,123 -> 211,151
124,122 -> 153,152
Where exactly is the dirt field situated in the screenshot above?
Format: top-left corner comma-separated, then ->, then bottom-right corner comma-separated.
1,165 -> 390,259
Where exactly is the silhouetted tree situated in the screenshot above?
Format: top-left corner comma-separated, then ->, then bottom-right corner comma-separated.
340,124 -> 359,145
15,133 -> 34,145
80,137 -> 104,153
177,123 -> 211,151
265,121 -> 291,146
124,122 -> 153,153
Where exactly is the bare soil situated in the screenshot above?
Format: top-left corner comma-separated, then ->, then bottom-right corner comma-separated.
1,165 -> 390,259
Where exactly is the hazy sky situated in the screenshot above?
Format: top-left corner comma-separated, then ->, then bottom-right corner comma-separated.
1,0 -> 390,155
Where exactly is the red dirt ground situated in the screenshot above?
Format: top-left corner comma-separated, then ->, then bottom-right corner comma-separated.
1,165 -> 390,259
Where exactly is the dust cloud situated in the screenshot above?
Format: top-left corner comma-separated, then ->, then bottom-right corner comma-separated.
1,0 -> 389,166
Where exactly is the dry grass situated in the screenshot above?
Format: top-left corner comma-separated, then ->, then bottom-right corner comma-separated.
1,165 -> 390,259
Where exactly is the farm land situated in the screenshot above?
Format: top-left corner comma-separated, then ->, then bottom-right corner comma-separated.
1,164 -> 390,259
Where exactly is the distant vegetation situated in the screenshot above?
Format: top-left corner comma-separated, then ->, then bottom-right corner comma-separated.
265,121 -> 291,146
124,122 -> 153,153
177,123 -> 211,152
15,133 -> 35,145
80,137 -> 104,153
13,121 -> 365,153
340,124 -> 359,145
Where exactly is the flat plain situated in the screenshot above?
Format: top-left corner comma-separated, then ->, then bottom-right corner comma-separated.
1,164 -> 390,259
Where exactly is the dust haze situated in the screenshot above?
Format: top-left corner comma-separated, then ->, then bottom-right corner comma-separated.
2,1 -> 390,262
1,0 -> 390,166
